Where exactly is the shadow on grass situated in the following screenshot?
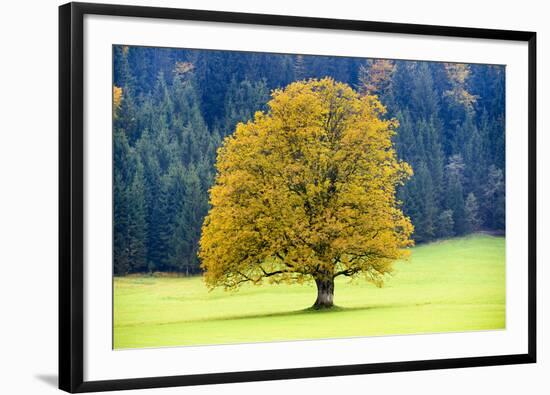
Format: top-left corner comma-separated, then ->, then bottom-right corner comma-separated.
205,303 -> 421,323
116,302 -> 434,328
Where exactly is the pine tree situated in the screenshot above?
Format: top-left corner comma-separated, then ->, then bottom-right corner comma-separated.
391,67 -> 445,243
465,192 -> 481,233
114,85 -> 139,144
117,46 -> 136,91
394,110 -> 416,160
423,117 -> 445,200
461,113 -> 484,196
127,159 -> 148,272
407,162 -> 437,242
150,171 -> 178,271
135,129 -> 163,270
128,46 -> 154,96
445,155 -> 467,235
410,63 -> 440,121
167,166 -> 206,274
172,76 -> 211,166
113,129 -> 132,275
222,78 -> 269,137
483,165 -> 505,230
113,170 -> 129,275
436,210 -> 455,238
152,71 -> 175,130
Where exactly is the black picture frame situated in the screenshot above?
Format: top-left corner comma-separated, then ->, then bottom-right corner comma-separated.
59,2 -> 537,393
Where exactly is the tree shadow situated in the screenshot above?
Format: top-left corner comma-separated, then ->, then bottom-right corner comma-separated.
205,303 -> 413,322
35,374 -> 57,388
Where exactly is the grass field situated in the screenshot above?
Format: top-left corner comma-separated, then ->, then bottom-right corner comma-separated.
114,234 -> 505,349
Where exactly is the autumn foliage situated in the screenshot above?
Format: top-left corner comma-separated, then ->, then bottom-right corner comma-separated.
358,59 -> 395,96
444,63 -> 478,110
113,85 -> 123,116
199,78 -> 413,308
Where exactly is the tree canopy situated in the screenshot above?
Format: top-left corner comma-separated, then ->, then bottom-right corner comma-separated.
199,79 -> 413,308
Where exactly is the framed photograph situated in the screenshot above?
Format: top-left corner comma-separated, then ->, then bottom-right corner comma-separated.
59,2 -> 536,392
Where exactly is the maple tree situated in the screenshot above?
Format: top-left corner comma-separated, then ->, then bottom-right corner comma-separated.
199,78 -> 414,308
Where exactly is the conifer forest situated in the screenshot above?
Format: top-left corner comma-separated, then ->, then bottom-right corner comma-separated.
112,46 -> 505,276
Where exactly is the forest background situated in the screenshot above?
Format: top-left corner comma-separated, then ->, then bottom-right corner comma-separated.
112,46 -> 505,275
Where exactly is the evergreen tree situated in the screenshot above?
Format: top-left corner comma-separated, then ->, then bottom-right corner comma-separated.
151,171 -> 179,271
167,166 -> 207,274
436,210 -> 455,238
462,113 -> 484,196
465,192 -> 481,233
221,78 -> 269,136
152,71 -> 175,132
419,118 -> 445,198
193,51 -> 232,125
113,129 -> 132,275
115,46 -> 136,91
135,129 -> 163,269
445,155 -> 467,235
410,63 -> 440,121
127,160 -> 148,272
127,46 -> 154,97
172,76 -> 211,166
483,165 -> 506,230
114,85 -> 139,144
404,162 -> 437,242
113,170 -> 129,275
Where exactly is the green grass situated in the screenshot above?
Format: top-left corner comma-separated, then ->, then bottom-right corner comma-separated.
114,234 -> 505,349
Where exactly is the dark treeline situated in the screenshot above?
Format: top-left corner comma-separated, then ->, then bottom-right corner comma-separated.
113,46 -> 505,275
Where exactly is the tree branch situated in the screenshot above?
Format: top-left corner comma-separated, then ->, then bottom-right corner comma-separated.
275,252 -> 295,269
259,265 -> 288,277
235,270 -> 257,285
333,268 -> 361,278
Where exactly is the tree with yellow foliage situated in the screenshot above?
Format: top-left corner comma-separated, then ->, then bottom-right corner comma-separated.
358,59 -> 395,96
444,63 -> 477,110
199,78 -> 414,309
113,85 -> 123,117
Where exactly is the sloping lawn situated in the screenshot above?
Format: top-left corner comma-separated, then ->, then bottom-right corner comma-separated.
114,234 -> 505,349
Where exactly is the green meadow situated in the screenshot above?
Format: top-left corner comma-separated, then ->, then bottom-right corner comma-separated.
114,234 -> 505,349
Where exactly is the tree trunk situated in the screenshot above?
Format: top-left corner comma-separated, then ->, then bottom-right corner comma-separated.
313,276 -> 334,309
